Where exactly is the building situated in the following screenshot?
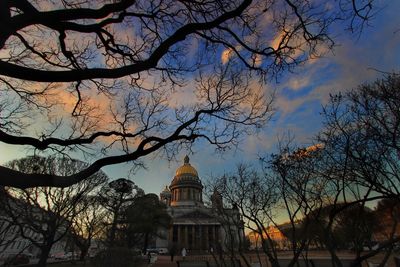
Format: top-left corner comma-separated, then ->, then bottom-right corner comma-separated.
247,226 -> 289,250
157,156 -> 244,252
0,189 -> 70,262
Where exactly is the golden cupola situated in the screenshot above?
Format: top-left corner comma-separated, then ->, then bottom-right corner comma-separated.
169,155 -> 203,206
174,155 -> 199,179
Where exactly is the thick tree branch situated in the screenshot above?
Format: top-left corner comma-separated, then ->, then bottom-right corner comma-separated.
0,108 -> 213,188
0,0 -> 252,82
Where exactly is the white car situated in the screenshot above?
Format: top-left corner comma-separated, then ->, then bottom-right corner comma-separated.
157,248 -> 169,255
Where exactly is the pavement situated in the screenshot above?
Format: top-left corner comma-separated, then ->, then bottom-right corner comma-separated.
150,254 -> 398,267
151,255 -> 179,267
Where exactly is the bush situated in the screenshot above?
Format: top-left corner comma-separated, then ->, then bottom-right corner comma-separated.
3,254 -> 30,266
92,248 -> 146,267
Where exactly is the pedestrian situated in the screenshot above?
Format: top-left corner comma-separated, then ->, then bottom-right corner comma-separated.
181,247 -> 187,260
170,244 -> 176,262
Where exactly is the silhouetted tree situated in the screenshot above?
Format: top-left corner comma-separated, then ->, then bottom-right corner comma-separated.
210,74 -> 400,267
70,195 -> 108,260
124,193 -> 171,251
1,156 -> 107,267
299,203 -> 375,251
0,0 -> 375,188
312,74 -> 400,267
99,178 -> 144,247
319,74 -> 400,201
210,158 -> 320,267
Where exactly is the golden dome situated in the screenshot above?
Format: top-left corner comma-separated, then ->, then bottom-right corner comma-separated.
175,155 -> 198,177
169,155 -> 203,206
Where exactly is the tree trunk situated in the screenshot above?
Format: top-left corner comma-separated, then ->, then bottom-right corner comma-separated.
37,245 -> 52,267
80,247 -> 89,261
261,241 -> 280,267
327,246 -> 343,267
143,232 -> 149,252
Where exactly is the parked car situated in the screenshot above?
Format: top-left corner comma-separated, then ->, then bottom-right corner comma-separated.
157,248 -> 169,255
3,254 -> 30,266
145,248 -> 159,255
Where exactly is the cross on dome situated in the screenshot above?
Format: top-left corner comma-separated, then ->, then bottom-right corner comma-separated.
184,155 -> 189,164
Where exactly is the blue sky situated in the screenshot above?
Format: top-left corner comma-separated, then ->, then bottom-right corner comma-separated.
1,1 -> 400,195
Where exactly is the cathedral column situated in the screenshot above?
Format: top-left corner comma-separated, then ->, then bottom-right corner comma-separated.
191,225 -> 195,250
182,225 -> 186,247
210,225 -> 215,247
205,225 -> 209,250
199,225 -> 203,250
169,226 -> 173,245
177,225 -> 182,248
216,225 -> 221,244
184,225 -> 188,248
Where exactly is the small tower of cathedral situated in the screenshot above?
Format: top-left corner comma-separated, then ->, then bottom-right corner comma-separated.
211,189 -> 223,210
160,185 -> 172,206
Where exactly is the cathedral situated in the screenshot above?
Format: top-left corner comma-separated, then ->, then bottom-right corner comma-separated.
156,156 -> 244,252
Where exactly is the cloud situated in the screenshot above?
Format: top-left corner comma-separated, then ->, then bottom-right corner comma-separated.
167,80 -> 198,109
221,48 -> 234,64
285,75 -> 312,91
270,31 -> 287,51
0,144 -> 28,165
49,85 -> 112,119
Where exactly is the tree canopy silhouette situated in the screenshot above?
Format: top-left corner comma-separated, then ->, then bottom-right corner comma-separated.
0,0 -> 375,188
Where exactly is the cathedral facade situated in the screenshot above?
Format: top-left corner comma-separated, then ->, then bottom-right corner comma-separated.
157,156 -> 244,252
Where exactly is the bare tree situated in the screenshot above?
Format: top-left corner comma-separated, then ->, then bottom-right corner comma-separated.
0,217 -> 20,255
209,159 -> 312,267
272,136 -> 391,267
0,189 -> 20,254
316,74 -> 400,267
0,0 -> 376,188
70,195 -> 108,260
212,138 -> 382,267
319,74 -> 400,200
208,74 -> 400,267
258,73 -> 400,267
1,156 -> 107,267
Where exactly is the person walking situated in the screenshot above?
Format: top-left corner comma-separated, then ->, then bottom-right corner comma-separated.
170,244 -> 176,262
147,252 -> 151,264
181,247 -> 187,261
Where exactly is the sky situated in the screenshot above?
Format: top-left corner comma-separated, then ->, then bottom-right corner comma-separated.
1,1 -> 400,196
